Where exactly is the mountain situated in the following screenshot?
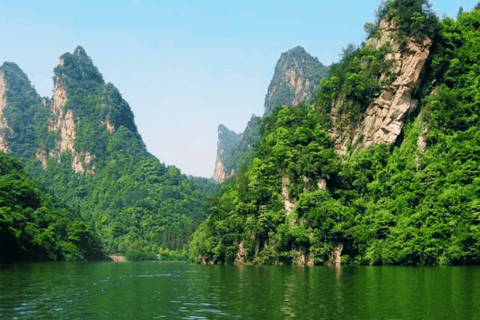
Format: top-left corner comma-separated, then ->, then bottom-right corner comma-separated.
192,0 -> 480,266
213,124 -> 241,182
264,46 -> 329,115
0,46 -> 216,258
213,46 -> 328,182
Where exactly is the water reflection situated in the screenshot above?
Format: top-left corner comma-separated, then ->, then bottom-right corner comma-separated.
1,262 -> 479,319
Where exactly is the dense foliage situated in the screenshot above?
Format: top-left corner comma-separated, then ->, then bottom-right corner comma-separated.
0,153 -> 104,263
190,2 -> 480,266
374,0 -> 439,39
0,62 -> 48,160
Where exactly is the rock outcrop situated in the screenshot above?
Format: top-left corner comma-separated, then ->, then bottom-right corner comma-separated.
281,176 -> 295,215
0,72 -> 11,153
330,20 -> 432,154
264,46 -> 329,115
47,74 -> 95,174
213,124 -> 241,182
102,118 -> 115,134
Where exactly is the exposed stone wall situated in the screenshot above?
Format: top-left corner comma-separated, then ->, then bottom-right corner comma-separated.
213,155 -> 226,183
213,125 -> 240,182
46,74 -> 95,174
330,21 -> 432,154
35,147 -> 48,169
281,176 -> 295,215
0,73 -> 11,153
235,241 -> 245,265
101,118 -> 115,134
298,252 -> 314,266
332,245 -> 343,266
417,126 -> 428,152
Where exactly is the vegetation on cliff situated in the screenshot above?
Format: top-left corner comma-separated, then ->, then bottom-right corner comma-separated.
264,46 -> 330,115
190,0 -> 480,266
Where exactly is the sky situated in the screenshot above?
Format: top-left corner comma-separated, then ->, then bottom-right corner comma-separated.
0,0 -> 476,178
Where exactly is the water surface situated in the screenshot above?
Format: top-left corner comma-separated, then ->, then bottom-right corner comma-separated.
1,262 -> 479,319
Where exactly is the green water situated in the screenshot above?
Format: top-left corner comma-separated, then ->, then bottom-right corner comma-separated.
1,262 -> 479,319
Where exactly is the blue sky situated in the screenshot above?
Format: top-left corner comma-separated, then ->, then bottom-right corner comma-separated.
0,0 -> 476,177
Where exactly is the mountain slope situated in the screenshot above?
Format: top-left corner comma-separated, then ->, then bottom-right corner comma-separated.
192,0 -> 480,266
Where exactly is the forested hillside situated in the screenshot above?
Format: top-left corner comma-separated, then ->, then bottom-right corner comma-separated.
0,47 -> 216,261
190,0 -> 480,266
0,152 -> 104,263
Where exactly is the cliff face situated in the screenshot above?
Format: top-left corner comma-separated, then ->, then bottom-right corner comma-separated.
330,20 -> 432,154
46,74 -> 94,174
213,115 -> 262,183
264,46 -> 329,115
0,72 -> 10,153
213,124 -> 241,182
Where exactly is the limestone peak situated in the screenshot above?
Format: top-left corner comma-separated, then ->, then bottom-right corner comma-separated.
264,45 -> 329,115
56,46 -> 104,84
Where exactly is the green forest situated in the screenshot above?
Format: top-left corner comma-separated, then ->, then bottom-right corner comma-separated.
1,0 -> 479,266
190,0 -> 480,266
0,152 -> 104,263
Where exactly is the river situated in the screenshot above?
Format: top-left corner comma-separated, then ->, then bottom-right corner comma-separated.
1,262 -> 479,319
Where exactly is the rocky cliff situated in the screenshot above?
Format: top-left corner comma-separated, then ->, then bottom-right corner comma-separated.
213,115 -> 261,183
264,46 -> 329,115
213,124 -> 241,182
330,20 -> 432,155
0,72 -> 11,153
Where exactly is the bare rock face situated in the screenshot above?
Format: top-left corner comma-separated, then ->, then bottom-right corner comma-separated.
417,125 -> 428,153
46,74 -> 95,174
213,154 -> 227,183
213,124 -> 241,183
102,118 -> 115,134
298,252 -> 314,266
281,176 -> 295,215
330,20 -> 432,154
332,245 -> 343,266
317,179 -> 327,190
235,241 -> 246,265
0,73 -> 11,153
35,147 -> 48,169
264,46 -> 328,115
